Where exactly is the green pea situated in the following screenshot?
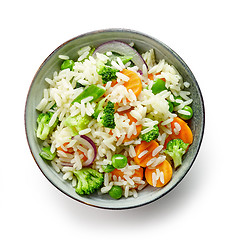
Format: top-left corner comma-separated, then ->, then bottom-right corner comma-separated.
109,186 -> 123,199
167,100 -> 174,112
39,147 -> 56,161
61,59 -> 75,71
173,96 -> 183,106
151,78 -> 167,94
112,154 -> 127,169
102,164 -> 115,173
178,105 -> 193,120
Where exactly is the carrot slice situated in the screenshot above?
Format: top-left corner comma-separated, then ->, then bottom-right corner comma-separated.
122,111 -> 142,143
121,69 -> 142,98
164,117 -> 193,148
57,142 -> 74,154
57,142 -> 87,161
111,166 -> 144,188
148,73 -> 154,80
148,72 -> 166,82
134,140 -> 159,167
145,160 -> 172,187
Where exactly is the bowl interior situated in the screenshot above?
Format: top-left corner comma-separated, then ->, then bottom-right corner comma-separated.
25,29 -> 205,209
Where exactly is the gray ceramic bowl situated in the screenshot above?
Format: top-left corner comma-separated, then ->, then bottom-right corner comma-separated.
25,29 -> 205,209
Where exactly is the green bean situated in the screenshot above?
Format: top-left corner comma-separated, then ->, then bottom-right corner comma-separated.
39,147 -> 56,161
72,85 -> 106,104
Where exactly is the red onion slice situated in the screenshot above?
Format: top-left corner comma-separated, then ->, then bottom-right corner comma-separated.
72,135 -> 97,166
93,40 -> 148,70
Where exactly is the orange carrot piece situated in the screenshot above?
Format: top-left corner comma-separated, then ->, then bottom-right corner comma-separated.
77,149 -> 87,161
111,166 -> 144,188
148,73 -> 154,80
148,73 -> 166,82
57,143 -> 87,161
132,167 -> 144,179
121,69 -> 142,98
122,111 -> 142,143
134,140 -> 159,167
145,160 -> 173,187
57,142 -> 74,154
111,168 -> 125,179
164,117 -> 193,148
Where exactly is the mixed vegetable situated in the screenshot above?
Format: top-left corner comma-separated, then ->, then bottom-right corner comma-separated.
36,40 -> 194,199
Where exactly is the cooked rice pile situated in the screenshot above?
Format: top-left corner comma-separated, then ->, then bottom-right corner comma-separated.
36,46 -> 192,198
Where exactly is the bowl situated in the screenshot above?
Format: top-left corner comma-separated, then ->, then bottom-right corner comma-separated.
25,29 -> 205,209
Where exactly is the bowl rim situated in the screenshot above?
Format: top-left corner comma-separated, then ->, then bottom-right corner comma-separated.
24,28 -> 205,210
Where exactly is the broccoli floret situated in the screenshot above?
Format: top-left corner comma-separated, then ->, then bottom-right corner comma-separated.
164,139 -> 189,169
64,114 -> 91,135
73,168 -> 104,195
101,101 -> 116,129
36,112 -> 58,140
141,125 -> 159,142
98,66 -> 119,84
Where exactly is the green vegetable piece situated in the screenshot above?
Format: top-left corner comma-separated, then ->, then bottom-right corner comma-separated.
100,101 -> 116,129
167,100 -> 174,112
75,82 -> 85,88
102,164 -> 115,173
109,186 -> 123,199
98,66 -> 119,84
88,47 -> 95,58
72,85 -> 106,104
112,154 -> 127,169
118,55 -> 133,65
178,105 -> 193,120
61,59 -> 75,71
39,147 -> 56,161
164,139 -> 189,169
140,125 -> 159,142
92,98 -> 106,119
73,168 -> 104,195
106,54 -> 133,66
79,47 -> 95,62
151,78 -> 167,94
145,113 -> 155,121
36,112 -> 58,140
173,96 -> 183,106
64,114 -> 91,135
50,103 -> 57,110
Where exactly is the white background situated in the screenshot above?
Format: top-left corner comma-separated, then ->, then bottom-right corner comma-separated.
1,0 -> 229,239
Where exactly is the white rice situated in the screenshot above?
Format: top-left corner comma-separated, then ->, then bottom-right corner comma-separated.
152,168 -> 165,187
111,60 -> 123,71
138,150 -> 148,158
178,109 -> 191,115
152,145 -> 164,157
174,122 -> 181,135
58,55 -> 69,60
184,81 -> 190,88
